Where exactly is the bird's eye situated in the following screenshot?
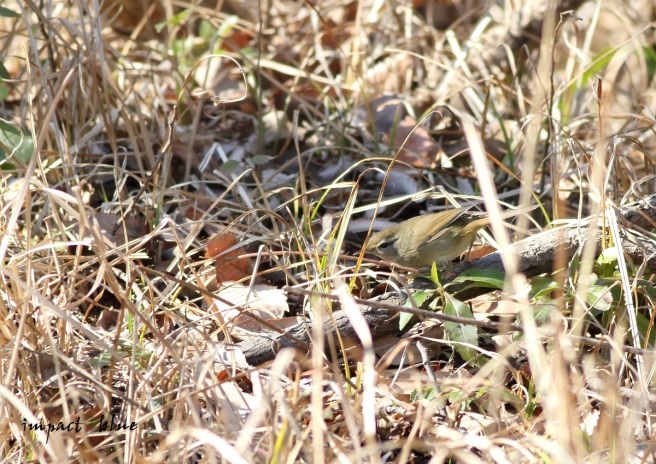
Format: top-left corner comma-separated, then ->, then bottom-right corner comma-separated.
378,239 -> 396,249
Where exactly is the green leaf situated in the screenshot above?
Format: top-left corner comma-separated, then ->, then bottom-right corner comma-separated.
421,386 -> 436,401
0,82 -> 8,101
597,247 -> 619,265
443,293 -> 479,362
0,120 -> 34,163
448,389 -> 465,403
217,15 -> 239,38
533,302 -> 557,325
88,351 -> 113,368
399,312 -> 413,331
400,291 -> 432,330
0,6 -> 20,18
410,386 -> 436,403
199,20 -> 217,40
0,61 -> 9,80
635,312 -> 656,348
451,269 -> 505,290
637,280 -> 656,299
410,290 -> 432,307
645,46 -> 656,79
517,300 -> 557,326
581,47 -> 616,85
514,295 -> 558,341
165,8 -> 191,27
251,154 -> 273,165
220,159 -> 241,173
430,262 -> 439,285
529,276 -> 567,300
586,284 -> 613,312
428,295 -> 441,310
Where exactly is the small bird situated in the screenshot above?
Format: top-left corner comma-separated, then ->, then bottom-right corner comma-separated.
366,206 -> 532,268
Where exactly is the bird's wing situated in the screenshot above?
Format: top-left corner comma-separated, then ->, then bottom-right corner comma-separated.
426,207 -> 471,243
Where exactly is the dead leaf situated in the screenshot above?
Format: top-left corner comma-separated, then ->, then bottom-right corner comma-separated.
99,0 -> 165,39
80,213 -> 146,248
97,309 -> 119,330
220,30 -> 254,52
385,116 -> 437,167
469,295 -> 525,316
217,368 -> 253,393
465,244 -> 497,261
205,232 -> 253,284
358,96 -> 438,168
416,0 -> 463,31
374,169 -> 420,196
364,54 -> 417,94
214,283 -> 289,332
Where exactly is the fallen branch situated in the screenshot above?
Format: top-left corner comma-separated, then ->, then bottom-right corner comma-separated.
449,194 -> 656,299
239,195 -> 656,365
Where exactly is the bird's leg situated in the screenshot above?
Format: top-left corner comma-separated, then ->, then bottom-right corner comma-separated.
463,239 -> 475,262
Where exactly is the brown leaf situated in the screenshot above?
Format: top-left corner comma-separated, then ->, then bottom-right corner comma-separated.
99,0 -> 165,39
385,117 -> 437,167
465,244 -> 497,261
220,30 -> 254,52
365,54 -> 417,94
97,309 -> 119,330
84,213 -> 146,248
217,368 -> 253,393
213,283 -> 289,332
205,232 -> 253,284
367,96 -> 438,168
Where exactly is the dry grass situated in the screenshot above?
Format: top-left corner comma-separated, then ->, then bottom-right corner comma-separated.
1,0 -> 656,462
